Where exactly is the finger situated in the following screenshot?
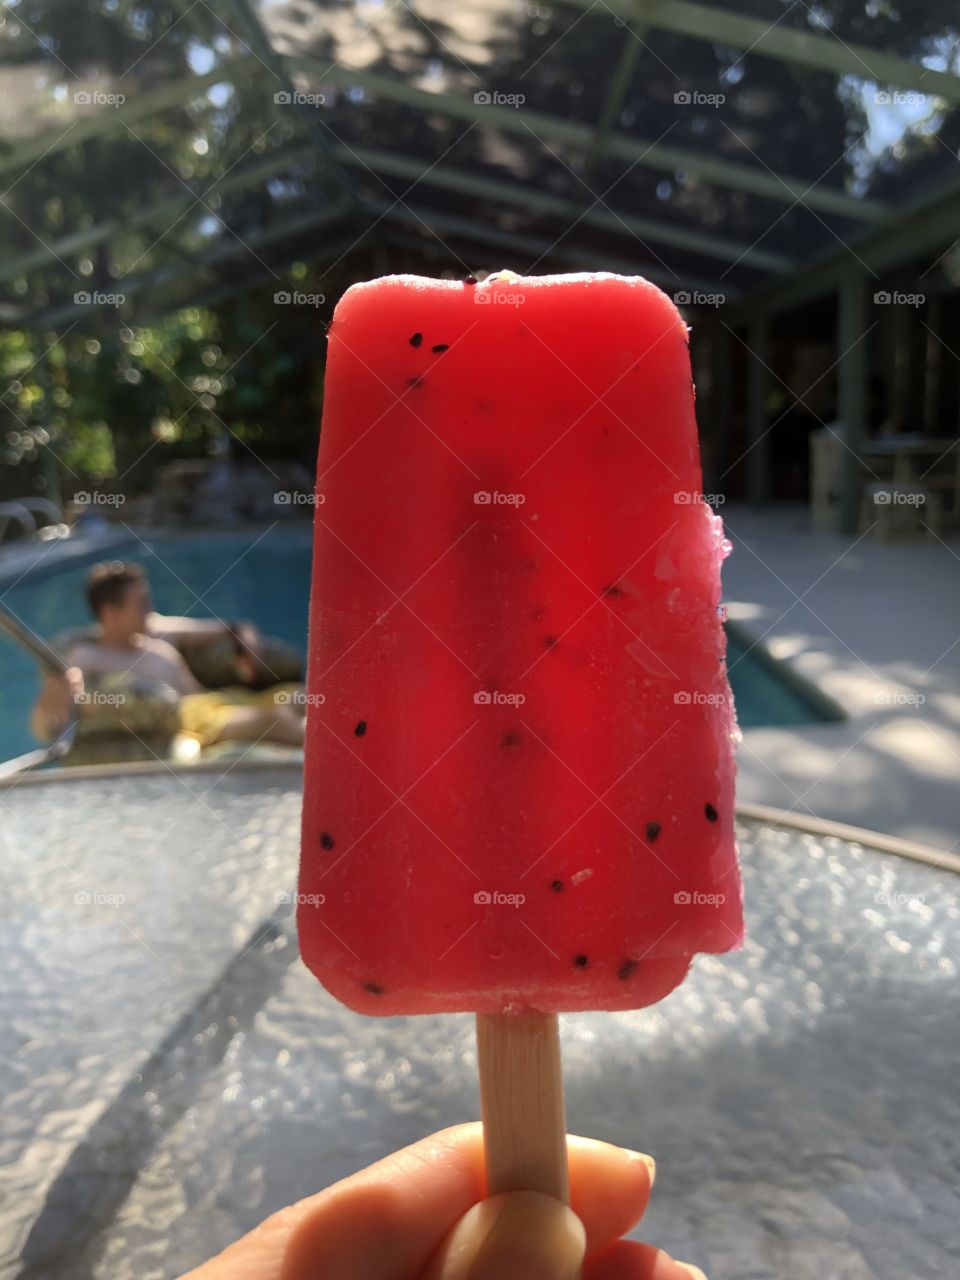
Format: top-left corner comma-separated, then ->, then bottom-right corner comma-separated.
568,1135 -> 655,1249
281,1126 -> 653,1280
585,1240 -> 709,1280
180,1123 -> 655,1280
420,1190 -> 585,1280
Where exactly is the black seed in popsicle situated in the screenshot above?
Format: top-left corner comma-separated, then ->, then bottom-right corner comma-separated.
543,635 -> 558,649
354,720 -> 367,737
602,584 -> 625,598
645,821 -> 661,843
550,879 -> 564,892
618,958 -> 638,980
364,981 -> 384,995
574,954 -> 589,968
409,332 -> 423,347
705,803 -> 718,822
502,731 -> 521,747
432,343 -> 449,353
408,375 -> 424,388
320,832 -> 335,850
463,274 -> 478,285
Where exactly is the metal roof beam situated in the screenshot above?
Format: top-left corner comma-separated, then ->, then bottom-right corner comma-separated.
145,230 -> 368,316
18,200 -> 351,328
220,0 -> 361,210
0,146 -> 323,284
732,177 -> 960,317
287,57 -> 886,221
0,55 -> 259,177
373,201 -> 736,297
555,0 -> 960,104
338,143 -> 791,271
584,24 -> 644,176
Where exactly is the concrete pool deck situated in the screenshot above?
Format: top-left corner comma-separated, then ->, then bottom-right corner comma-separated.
722,504 -> 960,853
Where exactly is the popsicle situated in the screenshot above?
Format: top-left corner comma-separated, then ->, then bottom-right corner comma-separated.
298,270 -> 742,1021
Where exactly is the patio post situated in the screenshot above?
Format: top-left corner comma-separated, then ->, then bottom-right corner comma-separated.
710,321 -> 733,487
746,316 -> 771,504
924,292 -> 942,432
838,270 -> 869,534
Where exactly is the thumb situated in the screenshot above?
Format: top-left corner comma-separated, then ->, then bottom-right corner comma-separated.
425,1190 -> 586,1280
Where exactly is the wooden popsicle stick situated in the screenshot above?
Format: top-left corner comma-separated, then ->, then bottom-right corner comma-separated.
476,1011 -> 569,1203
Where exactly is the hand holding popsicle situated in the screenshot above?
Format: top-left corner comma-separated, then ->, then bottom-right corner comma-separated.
178,1124 -> 708,1280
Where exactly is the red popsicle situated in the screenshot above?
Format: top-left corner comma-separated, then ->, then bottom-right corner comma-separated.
298,270 -> 742,1021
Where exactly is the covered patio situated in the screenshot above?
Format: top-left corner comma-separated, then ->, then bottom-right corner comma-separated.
3,1 -> 960,533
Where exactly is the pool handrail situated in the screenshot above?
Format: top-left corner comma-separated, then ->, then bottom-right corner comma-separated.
0,604 -> 77,780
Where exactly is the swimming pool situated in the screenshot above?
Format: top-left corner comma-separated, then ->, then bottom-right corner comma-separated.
0,529 -> 837,762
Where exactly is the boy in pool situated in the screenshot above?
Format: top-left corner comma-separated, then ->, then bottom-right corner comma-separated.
31,560 -> 306,749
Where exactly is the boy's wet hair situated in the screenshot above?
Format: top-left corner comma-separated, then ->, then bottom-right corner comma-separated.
85,561 -> 146,619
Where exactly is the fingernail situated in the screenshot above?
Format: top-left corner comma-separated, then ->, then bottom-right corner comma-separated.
678,1265 -> 708,1280
624,1149 -> 657,1186
438,1190 -> 586,1280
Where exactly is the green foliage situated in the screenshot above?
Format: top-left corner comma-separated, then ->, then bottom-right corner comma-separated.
0,288 -> 330,502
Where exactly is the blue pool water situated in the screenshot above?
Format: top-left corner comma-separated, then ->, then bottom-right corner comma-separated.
0,531 -> 314,762
0,529 -> 833,762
